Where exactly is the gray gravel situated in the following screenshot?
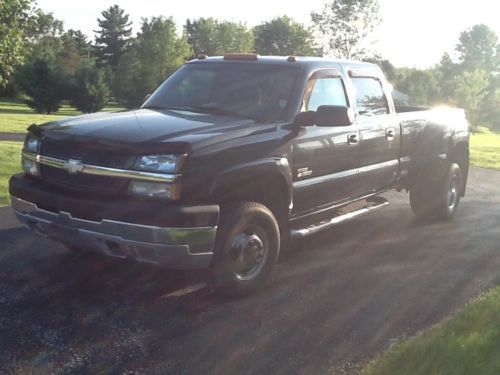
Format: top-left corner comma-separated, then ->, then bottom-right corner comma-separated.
1,167 -> 499,374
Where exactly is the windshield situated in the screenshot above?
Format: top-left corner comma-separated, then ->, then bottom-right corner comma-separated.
143,62 -> 300,122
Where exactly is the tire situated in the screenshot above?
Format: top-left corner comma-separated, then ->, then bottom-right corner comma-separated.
410,163 -> 463,221
210,202 -> 280,297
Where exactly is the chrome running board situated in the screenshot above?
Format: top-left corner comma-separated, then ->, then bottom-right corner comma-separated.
290,196 -> 389,239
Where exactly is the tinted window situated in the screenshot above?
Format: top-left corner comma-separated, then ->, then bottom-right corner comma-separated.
304,77 -> 347,111
351,78 -> 389,116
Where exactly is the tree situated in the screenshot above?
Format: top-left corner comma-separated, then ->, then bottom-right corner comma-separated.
184,18 -> 253,57
65,29 -> 92,57
454,69 -> 490,132
115,17 -> 192,108
394,68 -> 440,106
311,0 -> 380,59
456,24 -> 498,72
363,57 -> 396,82
0,0 -> 33,88
70,59 -> 110,113
253,16 -> 319,56
437,52 -> 460,102
24,10 -> 65,62
94,5 -> 132,70
15,58 -> 63,113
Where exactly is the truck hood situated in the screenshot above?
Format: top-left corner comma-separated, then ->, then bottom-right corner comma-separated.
38,109 -> 274,153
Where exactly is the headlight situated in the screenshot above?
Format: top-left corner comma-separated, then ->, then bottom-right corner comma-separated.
134,154 -> 185,173
24,133 -> 40,153
129,181 -> 180,200
22,157 -> 40,176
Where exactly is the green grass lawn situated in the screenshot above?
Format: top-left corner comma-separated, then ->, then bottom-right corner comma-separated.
364,286 -> 500,375
0,141 -> 22,206
0,98 -> 122,133
470,131 -> 500,170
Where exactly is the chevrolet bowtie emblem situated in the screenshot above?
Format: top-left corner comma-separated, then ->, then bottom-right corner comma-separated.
64,159 -> 84,175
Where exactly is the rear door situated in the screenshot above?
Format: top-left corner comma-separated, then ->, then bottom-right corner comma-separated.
349,73 -> 400,193
292,69 -> 360,216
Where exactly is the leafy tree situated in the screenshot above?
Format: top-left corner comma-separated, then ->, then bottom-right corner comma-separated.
15,58 -> 63,113
70,59 -> 110,113
24,8 -> 63,41
253,16 -> 319,56
94,5 -> 132,70
311,0 -> 380,59
24,10 -> 65,62
363,57 -> 396,82
394,68 -> 440,106
0,0 -> 33,88
115,17 -> 192,108
185,18 -> 253,57
53,30 -> 93,77
456,24 -> 498,72
437,52 -> 461,102
64,29 -> 92,57
453,69 -> 490,132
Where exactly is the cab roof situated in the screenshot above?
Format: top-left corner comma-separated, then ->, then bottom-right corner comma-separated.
188,54 -> 378,69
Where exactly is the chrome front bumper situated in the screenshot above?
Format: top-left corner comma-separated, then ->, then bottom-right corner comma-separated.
11,197 -> 217,269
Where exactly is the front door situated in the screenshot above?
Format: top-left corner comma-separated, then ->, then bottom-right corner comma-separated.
292,69 -> 360,216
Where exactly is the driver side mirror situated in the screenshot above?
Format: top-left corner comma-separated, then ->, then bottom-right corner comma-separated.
292,105 -> 354,127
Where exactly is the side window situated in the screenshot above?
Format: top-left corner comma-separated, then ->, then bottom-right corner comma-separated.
351,77 -> 388,116
303,76 -> 347,111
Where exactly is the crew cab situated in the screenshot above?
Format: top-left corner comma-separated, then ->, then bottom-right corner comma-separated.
9,54 -> 470,296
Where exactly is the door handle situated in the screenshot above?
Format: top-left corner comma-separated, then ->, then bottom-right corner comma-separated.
347,132 -> 359,145
386,128 -> 396,140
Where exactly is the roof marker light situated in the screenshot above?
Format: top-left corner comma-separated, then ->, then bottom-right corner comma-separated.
223,53 -> 258,61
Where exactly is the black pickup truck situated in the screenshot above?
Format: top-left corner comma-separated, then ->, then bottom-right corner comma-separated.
10,54 -> 470,295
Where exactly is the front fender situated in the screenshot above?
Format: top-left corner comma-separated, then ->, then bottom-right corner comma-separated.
209,157 -> 293,208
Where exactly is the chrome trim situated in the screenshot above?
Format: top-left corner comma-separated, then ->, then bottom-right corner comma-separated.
358,159 -> 398,174
294,159 -> 399,189
22,151 -> 180,183
294,168 -> 358,188
11,197 -> 216,268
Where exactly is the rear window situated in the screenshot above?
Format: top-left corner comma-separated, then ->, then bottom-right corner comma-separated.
351,77 -> 389,116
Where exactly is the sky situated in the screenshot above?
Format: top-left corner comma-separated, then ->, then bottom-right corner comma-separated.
36,0 -> 500,68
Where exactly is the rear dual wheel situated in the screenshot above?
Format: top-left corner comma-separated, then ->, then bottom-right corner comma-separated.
410,163 -> 463,221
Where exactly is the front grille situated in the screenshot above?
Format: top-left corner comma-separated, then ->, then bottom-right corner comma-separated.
40,139 -> 132,193
41,165 -> 129,193
41,139 -> 130,168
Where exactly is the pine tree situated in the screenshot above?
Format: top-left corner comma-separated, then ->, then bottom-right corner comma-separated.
94,5 -> 132,70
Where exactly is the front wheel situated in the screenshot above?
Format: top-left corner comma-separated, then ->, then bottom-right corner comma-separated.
210,202 -> 280,297
410,162 -> 463,221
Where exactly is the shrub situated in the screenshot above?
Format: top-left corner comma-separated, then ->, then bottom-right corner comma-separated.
70,60 -> 110,113
15,58 -> 63,113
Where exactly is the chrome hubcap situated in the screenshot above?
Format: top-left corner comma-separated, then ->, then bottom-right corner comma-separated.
447,177 -> 459,209
229,230 -> 267,281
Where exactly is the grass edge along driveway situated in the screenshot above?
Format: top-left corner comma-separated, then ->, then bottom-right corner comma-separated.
0,141 -> 22,206
364,285 -> 500,375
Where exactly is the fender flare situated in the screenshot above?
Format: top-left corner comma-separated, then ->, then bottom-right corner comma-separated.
209,157 -> 293,210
